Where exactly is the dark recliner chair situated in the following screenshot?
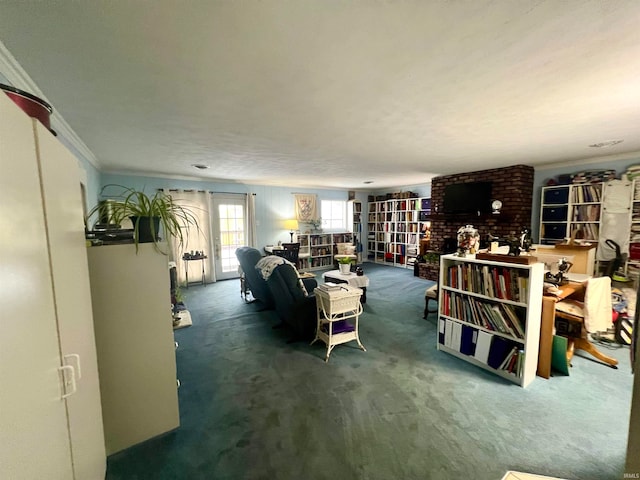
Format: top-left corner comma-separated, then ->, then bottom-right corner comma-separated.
267,262 -> 318,341
235,246 -> 274,309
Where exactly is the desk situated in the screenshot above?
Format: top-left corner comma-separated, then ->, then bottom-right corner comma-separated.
264,245 -> 283,254
538,281 -> 585,378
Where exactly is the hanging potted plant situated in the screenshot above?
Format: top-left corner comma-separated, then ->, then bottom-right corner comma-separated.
87,185 -> 199,253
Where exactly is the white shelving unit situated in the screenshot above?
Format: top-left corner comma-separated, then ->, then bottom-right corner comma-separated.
87,243 -> 180,455
627,179 -> 640,282
298,232 -> 354,270
539,183 -> 603,245
437,254 -> 544,388
348,200 -> 363,262
366,196 -> 430,268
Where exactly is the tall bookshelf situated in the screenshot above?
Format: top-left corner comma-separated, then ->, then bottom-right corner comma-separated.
627,179 -> 640,282
366,196 -> 430,269
348,200 -> 363,263
437,254 -> 543,388
298,232 -> 354,271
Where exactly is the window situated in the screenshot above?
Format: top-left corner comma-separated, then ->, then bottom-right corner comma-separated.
321,200 -> 347,231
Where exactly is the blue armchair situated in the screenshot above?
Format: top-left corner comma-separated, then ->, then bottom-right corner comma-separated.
235,246 -> 274,309
264,261 -> 318,341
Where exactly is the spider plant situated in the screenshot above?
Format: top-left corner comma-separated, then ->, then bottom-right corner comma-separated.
88,185 -> 199,253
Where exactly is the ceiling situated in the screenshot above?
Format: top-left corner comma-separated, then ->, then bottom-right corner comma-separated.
1,1 -> 639,190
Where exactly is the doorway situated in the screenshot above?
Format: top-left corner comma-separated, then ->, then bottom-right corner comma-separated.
211,194 -> 246,281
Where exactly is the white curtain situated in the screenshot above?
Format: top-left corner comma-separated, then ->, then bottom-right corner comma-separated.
294,193 -> 318,222
163,189 -> 215,285
246,193 -> 257,247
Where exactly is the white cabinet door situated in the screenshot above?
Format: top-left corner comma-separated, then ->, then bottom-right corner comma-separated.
36,122 -> 106,479
0,95 -> 74,478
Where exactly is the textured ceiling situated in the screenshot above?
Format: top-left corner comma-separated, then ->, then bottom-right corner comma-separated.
1,1 -> 639,189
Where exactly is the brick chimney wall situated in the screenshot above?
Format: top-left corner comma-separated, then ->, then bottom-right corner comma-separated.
430,165 -> 534,262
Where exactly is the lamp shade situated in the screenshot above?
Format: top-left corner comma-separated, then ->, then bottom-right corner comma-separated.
284,219 -> 298,231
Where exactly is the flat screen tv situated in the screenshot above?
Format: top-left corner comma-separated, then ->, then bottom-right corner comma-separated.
442,181 -> 493,214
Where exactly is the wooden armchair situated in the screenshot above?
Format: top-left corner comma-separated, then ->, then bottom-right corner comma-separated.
555,276 -> 618,368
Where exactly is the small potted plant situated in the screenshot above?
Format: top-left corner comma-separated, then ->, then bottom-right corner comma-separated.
338,256 -> 353,274
87,185 -> 199,253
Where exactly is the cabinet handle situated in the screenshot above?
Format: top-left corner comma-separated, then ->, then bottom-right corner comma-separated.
59,365 -> 77,399
63,353 -> 82,380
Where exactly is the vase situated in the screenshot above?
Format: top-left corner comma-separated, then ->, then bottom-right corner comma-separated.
339,263 -> 351,274
130,216 -> 161,243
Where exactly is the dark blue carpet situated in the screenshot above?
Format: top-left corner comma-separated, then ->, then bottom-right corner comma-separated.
106,263 -> 633,480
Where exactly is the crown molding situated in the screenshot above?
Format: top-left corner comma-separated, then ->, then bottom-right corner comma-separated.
535,150 -> 640,171
0,40 -> 100,170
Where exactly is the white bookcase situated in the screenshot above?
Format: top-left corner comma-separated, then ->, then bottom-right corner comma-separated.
539,183 -> 603,245
627,179 -> 640,282
437,254 -> 544,388
348,200 -> 363,262
366,197 -> 429,268
297,232 -> 354,270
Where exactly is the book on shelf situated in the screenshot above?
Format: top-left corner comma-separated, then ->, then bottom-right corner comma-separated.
474,330 -> 493,364
498,346 -> 519,370
438,318 -> 445,344
460,325 -> 477,356
487,336 -> 515,369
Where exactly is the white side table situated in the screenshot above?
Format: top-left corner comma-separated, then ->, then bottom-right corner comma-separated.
311,285 -> 366,362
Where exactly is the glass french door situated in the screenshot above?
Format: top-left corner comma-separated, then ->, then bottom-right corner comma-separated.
211,195 -> 246,280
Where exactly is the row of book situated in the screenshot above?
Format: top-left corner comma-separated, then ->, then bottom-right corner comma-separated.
308,235 -> 333,245
367,220 -> 429,231
386,243 -> 414,255
632,203 -> 640,222
369,200 -> 425,212
441,290 -> 526,339
385,254 -> 405,264
446,263 -> 529,302
572,204 -> 601,222
570,184 -> 602,203
438,319 -> 524,377
309,247 -> 332,256
307,257 -> 333,268
569,223 -> 599,240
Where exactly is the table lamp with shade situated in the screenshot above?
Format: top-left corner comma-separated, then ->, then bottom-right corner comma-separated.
284,219 -> 298,242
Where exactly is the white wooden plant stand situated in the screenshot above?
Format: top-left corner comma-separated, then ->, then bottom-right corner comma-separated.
312,285 -> 365,362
